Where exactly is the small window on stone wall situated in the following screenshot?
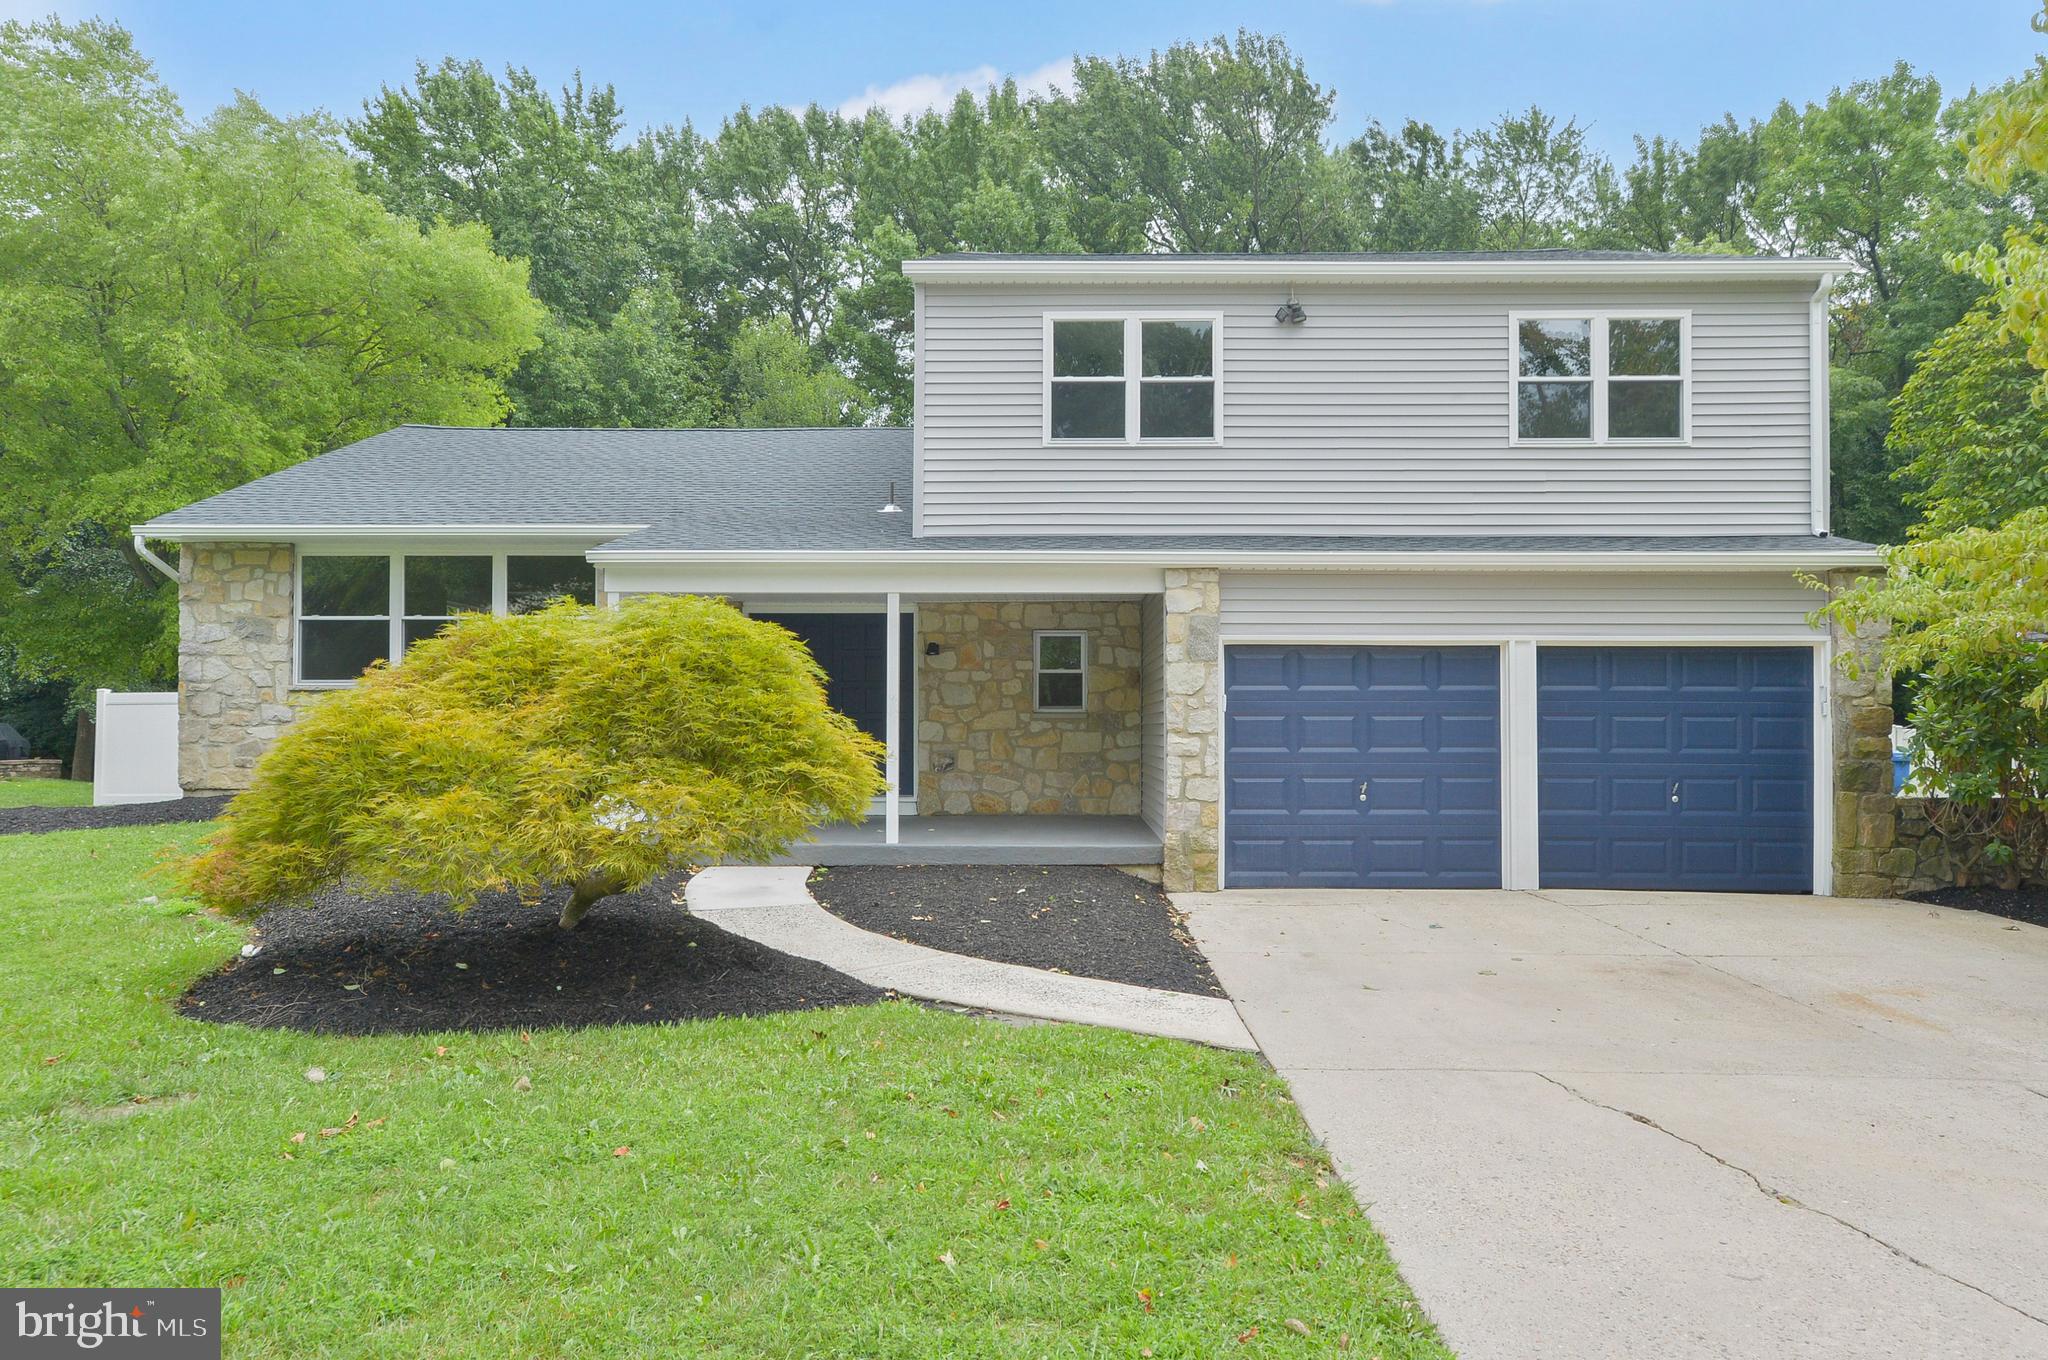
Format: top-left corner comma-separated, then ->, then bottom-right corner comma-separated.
1035,630 -> 1087,711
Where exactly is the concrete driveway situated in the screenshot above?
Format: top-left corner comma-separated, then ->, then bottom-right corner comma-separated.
1176,887 -> 2048,1360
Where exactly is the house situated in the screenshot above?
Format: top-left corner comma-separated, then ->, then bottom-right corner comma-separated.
136,250 -> 1893,897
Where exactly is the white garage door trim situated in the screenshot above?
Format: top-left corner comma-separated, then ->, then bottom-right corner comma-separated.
1218,633 -> 1833,895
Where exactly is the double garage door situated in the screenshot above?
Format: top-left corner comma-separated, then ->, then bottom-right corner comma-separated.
1224,644 -> 1814,892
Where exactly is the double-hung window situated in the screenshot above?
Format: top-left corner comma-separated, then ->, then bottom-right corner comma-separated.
298,556 -> 393,684
1513,313 -> 1688,443
1034,631 -> 1087,712
296,552 -> 597,686
402,556 -> 491,650
1047,316 -> 1218,443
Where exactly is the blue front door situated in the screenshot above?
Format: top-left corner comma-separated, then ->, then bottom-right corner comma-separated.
754,613 -> 915,797
1537,647 -> 1812,892
1225,646 -> 1502,888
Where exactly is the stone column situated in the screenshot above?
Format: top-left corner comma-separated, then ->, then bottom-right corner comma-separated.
178,543 -> 297,793
1826,567 -> 1906,897
1161,568 -> 1222,892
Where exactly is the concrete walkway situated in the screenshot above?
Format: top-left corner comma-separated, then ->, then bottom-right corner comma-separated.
1177,887 -> 2048,1360
687,866 -> 1255,1051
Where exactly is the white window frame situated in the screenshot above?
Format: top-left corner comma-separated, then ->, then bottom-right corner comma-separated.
1042,313 -> 1222,447
293,550 -> 594,689
1033,629 -> 1088,712
1508,310 -> 1691,446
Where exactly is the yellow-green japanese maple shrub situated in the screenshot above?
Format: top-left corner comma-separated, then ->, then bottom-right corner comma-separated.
184,595 -> 884,928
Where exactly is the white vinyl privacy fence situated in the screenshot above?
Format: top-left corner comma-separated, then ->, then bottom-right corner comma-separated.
93,690 -> 182,805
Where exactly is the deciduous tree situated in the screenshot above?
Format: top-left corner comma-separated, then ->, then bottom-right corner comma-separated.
0,19 -> 541,696
185,596 -> 886,927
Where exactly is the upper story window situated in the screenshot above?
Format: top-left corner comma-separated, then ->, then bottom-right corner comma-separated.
1513,313 -> 1688,444
1046,316 -> 1218,443
296,552 -> 597,686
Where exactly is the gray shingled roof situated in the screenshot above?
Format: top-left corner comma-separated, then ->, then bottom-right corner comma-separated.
143,425 -> 911,532
141,424 -> 1875,558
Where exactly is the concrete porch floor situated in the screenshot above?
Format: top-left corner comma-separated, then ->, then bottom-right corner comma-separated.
768,814 -> 1162,866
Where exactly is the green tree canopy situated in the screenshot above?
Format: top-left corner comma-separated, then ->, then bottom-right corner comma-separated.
1890,304 -> 2048,536
1038,32 -> 1346,253
0,19 -> 542,695
185,596 -> 885,927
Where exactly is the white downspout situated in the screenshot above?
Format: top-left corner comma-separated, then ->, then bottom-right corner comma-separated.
1809,272 -> 1835,535
132,533 -> 178,582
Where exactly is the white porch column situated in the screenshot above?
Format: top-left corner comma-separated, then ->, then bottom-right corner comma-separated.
884,592 -> 901,845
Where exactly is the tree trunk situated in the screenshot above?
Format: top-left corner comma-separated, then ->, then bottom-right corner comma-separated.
558,871 -> 626,930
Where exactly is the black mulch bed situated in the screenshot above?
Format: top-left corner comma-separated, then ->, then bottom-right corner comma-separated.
1906,885 -> 2048,929
808,864 -> 1223,997
0,794 -> 230,836
180,874 -> 884,1035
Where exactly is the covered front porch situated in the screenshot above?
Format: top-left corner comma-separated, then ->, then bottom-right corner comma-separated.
593,553 -> 1216,885
736,587 -> 1162,865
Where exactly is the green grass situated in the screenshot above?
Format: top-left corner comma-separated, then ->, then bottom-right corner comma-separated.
0,777 -> 90,807
0,825 -> 1449,1359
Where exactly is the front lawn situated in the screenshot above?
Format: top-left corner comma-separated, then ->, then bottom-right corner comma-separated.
0,776 -> 89,807
0,824 -> 1449,1359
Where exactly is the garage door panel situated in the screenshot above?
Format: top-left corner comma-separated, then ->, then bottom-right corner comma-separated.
1297,713 -> 1360,752
1538,646 -> 1812,893
1439,712 -> 1501,751
1365,713 -> 1428,750
1226,645 -> 1501,888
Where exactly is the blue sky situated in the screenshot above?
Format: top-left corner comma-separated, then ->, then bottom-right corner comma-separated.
18,0 -> 2043,156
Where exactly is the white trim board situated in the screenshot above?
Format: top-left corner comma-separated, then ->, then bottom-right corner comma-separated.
905,255 -> 1854,286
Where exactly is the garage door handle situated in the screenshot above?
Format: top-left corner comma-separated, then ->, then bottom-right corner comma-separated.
1358,781 -> 1370,804
1670,781 -> 1680,804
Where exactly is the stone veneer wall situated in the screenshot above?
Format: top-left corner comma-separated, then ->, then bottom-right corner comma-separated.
1159,568 -> 1222,893
916,600 -> 1143,815
178,543 -> 298,793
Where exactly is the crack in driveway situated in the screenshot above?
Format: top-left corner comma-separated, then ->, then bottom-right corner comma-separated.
1533,1070 -> 2048,1332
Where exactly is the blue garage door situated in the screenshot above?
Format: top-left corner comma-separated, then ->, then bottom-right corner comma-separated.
1225,646 -> 1501,888
1538,647 -> 1812,892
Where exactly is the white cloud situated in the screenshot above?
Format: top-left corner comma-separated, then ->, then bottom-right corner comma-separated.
836,57 -> 1076,122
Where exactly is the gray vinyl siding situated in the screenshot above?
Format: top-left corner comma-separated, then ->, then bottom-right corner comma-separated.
1218,571 -> 1826,642
1140,594 -> 1166,835
918,282 -> 1815,537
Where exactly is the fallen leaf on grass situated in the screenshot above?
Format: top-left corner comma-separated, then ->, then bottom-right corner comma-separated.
318,1111 -> 360,1139
1136,1288 -> 1154,1313
1286,1318 -> 1311,1337
1236,1327 -> 1259,1343
303,1067 -> 327,1084
288,1131 -> 306,1145
42,1055 -> 62,1066
512,1075 -> 531,1092
936,1251 -> 956,1270
1032,1239 -> 1050,1251
612,1146 -> 631,1158
993,1198 -> 1010,1211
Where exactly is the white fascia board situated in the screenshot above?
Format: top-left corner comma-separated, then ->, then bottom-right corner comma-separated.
587,547 -> 1884,572
134,522 -> 648,541
901,256 -> 1856,287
